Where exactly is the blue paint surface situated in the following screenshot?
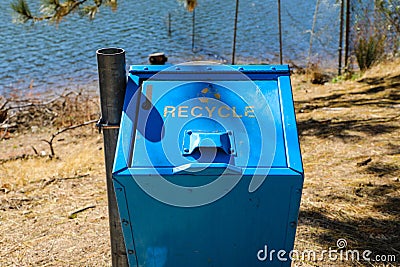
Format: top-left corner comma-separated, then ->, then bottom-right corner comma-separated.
146,247 -> 168,267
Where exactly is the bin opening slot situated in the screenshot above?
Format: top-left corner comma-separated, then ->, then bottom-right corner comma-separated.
182,131 -> 236,156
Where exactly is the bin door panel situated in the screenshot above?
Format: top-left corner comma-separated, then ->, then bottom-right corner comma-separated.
114,173 -> 302,267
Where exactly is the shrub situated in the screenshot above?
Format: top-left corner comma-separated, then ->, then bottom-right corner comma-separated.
354,34 -> 385,71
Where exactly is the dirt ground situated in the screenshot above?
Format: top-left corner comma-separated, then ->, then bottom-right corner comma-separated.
0,61 -> 399,266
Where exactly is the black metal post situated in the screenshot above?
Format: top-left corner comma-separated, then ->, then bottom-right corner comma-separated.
232,0 -> 239,65
344,0 -> 350,71
278,0 -> 283,64
192,9 -> 196,51
96,48 -> 128,267
168,12 -> 172,37
338,0 -> 344,75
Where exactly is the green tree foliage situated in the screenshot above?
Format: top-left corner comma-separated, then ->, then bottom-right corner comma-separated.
375,0 -> 400,35
11,0 -> 197,23
375,0 -> 400,55
352,0 -> 399,70
177,0 -> 197,12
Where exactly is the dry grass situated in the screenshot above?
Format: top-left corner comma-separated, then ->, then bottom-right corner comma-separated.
1,60 -> 400,266
292,59 -> 400,266
0,129 -> 110,266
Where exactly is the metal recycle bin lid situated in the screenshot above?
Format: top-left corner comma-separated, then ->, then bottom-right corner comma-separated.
113,63 -> 304,267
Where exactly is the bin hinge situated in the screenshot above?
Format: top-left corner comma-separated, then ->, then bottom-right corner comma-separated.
96,118 -> 120,133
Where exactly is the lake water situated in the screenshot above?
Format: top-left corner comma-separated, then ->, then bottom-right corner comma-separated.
0,0 -> 343,96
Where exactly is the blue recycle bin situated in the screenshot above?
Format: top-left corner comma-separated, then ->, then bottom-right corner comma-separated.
113,64 -> 304,267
